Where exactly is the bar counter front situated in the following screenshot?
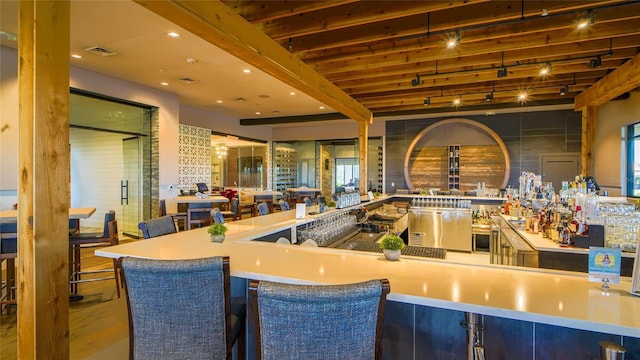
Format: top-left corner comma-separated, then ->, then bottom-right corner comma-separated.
96,200 -> 640,359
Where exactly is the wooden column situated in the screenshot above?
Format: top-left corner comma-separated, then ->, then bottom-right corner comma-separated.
18,1 -> 70,358
358,120 -> 369,195
580,106 -> 596,176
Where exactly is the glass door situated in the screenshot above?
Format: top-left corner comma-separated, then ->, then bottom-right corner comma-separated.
122,136 -> 142,237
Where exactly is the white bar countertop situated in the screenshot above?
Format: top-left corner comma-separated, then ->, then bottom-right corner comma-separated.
96,198 -> 640,338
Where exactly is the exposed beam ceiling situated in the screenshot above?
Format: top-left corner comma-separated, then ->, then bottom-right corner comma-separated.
222,0 -> 640,125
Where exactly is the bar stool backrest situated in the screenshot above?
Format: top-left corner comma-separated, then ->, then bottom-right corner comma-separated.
117,256 -> 245,360
249,279 -> 390,360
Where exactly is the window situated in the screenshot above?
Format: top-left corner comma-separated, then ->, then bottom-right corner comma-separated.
335,158 -> 359,192
626,122 -> 640,197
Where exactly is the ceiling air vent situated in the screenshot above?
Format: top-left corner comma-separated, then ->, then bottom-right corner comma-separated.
84,46 -> 118,57
179,77 -> 196,84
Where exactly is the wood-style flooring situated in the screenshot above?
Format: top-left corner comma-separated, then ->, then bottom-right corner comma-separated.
1,237 -> 132,360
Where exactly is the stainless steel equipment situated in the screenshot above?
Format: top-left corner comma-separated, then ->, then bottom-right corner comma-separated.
408,207 -> 472,251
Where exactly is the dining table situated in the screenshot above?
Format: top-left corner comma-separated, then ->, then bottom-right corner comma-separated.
0,207 -> 96,222
0,207 -> 97,305
242,190 -> 283,213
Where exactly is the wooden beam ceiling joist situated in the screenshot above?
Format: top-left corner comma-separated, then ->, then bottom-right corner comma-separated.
314,19 -> 640,75
325,36 -> 640,83
133,0 -> 372,123
281,1 -> 626,53
575,52 -> 640,109
225,0 -> 357,23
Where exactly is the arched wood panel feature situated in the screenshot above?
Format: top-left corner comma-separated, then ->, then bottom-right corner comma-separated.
403,119 -> 511,191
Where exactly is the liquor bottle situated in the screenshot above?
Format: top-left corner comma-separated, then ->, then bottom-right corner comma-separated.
569,205 -> 581,234
549,211 -> 558,241
540,209 -> 549,238
560,220 -> 572,247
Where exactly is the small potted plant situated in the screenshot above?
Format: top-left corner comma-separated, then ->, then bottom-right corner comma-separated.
207,223 -> 228,243
379,234 -> 405,261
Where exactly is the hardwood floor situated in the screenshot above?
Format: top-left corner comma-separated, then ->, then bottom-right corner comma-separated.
1,238 -> 132,360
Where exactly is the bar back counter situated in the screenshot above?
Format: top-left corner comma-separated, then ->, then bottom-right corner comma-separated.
96,196 -> 640,359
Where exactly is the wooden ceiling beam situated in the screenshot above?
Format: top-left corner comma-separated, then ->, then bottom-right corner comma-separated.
133,0 -> 372,123
301,3 -> 640,64
344,62 -> 619,96
224,0 -> 357,23
333,49 -> 638,92
574,52 -> 640,109
370,96 -> 575,113
358,77 -> 598,104
258,0 -> 486,41
362,84 -> 589,108
314,19 -> 640,75
326,36 -> 640,83
280,1 -> 624,53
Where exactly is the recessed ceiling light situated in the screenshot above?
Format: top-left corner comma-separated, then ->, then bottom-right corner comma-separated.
216,100 -> 223,104
242,69 -> 252,74
289,91 -> 296,96
255,111 -> 261,115
71,54 -> 82,59
319,106 -> 325,110
186,58 -> 197,64
518,92 -> 528,103
161,82 -> 169,86
168,32 -> 180,38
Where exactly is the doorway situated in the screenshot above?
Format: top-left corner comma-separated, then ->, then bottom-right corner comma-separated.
69,90 -> 152,233
540,153 -> 581,190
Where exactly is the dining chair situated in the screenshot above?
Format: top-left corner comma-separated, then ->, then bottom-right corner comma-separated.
69,210 -> 120,297
231,198 -> 253,220
0,223 -> 17,314
117,256 -> 246,360
138,216 -> 177,239
278,199 -> 291,211
239,193 -> 256,217
159,199 -> 187,231
257,202 -> 270,216
211,208 -> 225,224
303,197 -> 313,207
187,203 -> 213,230
249,278 -> 390,360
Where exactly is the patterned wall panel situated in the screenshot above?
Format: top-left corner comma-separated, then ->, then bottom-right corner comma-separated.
178,124 -> 211,192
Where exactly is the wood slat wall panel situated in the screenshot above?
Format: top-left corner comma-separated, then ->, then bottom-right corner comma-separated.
408,146 -> 448,190
460,145 -> 506,191
407,145 -> 505,191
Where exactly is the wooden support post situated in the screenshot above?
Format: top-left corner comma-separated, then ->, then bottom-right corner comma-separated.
359,120 -> 369,195
18,1 -> 70,358
581,106 -> 596,176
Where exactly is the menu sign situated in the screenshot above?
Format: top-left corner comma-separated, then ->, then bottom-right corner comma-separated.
588,247 -> 621,285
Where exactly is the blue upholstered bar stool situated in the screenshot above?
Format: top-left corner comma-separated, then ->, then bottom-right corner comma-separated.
137,216 -> 177,239
211,208 -> 225,224
118,256 -> 246,360
249,278 -> 390,360
257,202 -> 270,216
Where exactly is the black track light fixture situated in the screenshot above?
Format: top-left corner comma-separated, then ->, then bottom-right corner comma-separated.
589,55 -> 602,68
497,66 -> 508,78
411,74 -> 421,87
423,97 -> 431,106
485,92 -> 494,102
560,86 -> 567,96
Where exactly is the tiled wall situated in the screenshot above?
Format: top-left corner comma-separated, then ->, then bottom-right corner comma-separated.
385,110 -> 581,192
178,124 -> 211,192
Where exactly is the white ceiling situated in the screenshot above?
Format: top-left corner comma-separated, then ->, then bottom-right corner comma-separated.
0,0 -> 336,120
